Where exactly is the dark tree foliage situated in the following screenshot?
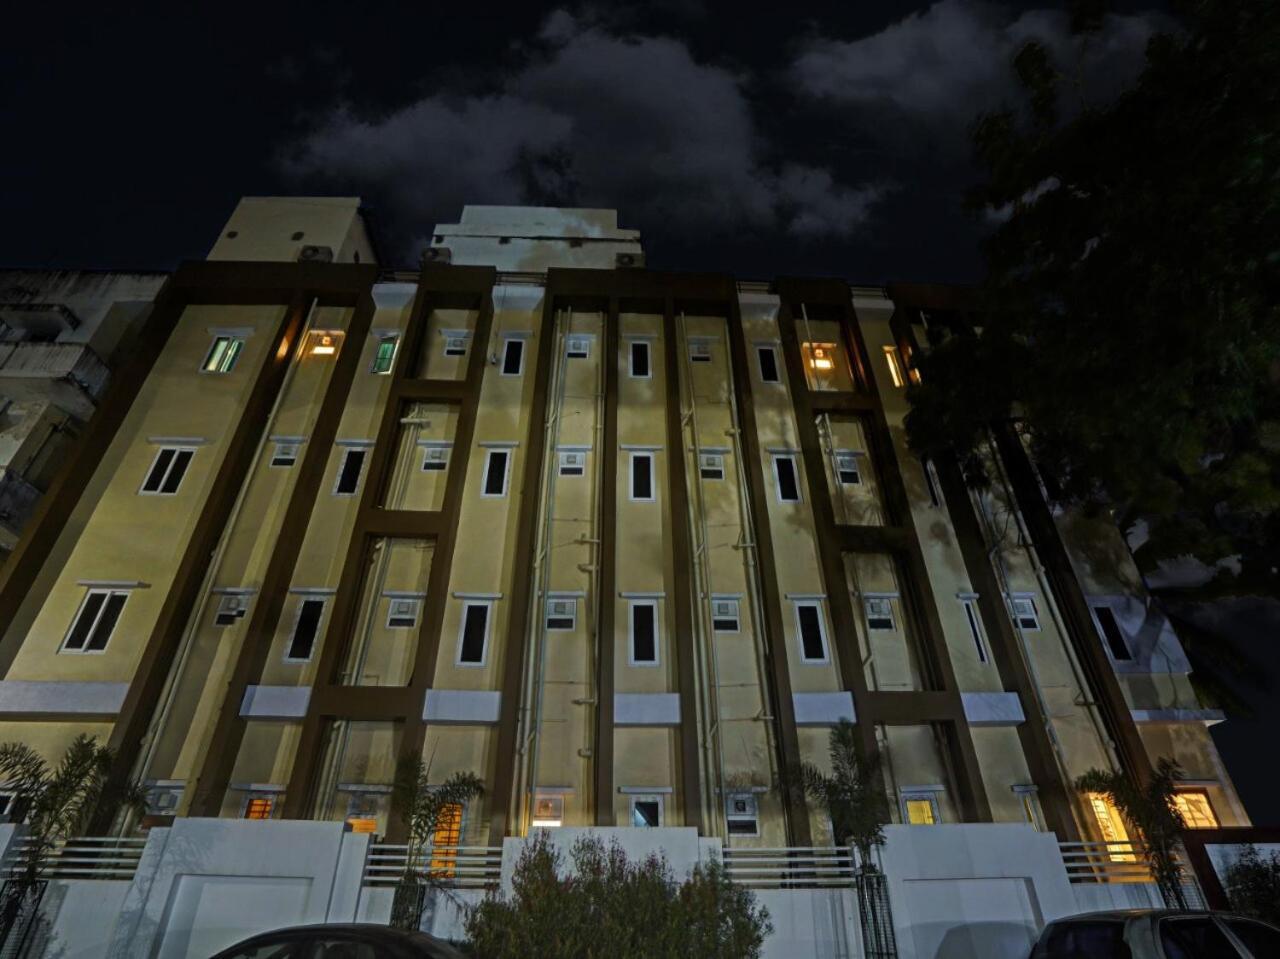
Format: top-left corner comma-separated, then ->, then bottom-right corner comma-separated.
800,719 -> 890,869
1223,843 -> 1280,924
906,0 -> 1280,604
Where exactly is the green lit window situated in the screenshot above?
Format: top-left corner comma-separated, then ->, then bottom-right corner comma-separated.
371,335 -> 398,374
203,335 -> 244,373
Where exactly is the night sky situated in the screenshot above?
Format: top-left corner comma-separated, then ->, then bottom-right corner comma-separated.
4,1 -> 1276,822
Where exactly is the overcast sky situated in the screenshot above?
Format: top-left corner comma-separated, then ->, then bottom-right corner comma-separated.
3,1 -> 1167,282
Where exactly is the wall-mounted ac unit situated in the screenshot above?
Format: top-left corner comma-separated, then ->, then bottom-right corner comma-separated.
298,245 -> 334,263
424,247 -> 452,264
616,251 -> 644,269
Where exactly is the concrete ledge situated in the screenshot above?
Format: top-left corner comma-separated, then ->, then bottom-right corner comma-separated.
423,689 -> 502,725
240,685 -> 311,720
614,693 -> 681,726
0,680 -> 128,716
792,691 -> 856,726
1131,708 -> 1225,726
961,691 -> 1026,727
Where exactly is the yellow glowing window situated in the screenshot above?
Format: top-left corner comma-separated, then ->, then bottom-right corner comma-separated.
531,795 -> 564,828
882,346 -> 905,388
1087,792 -> 1136,862
346,817 -> 379,834
803,342 -> 837,372
429,803 -> 463,877
1174,791 -> 1219,829
309,331 -> 343,356
904,797 -> 937,825
243,797 -> 273,820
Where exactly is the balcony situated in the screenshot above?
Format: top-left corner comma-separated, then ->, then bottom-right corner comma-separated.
0,342 -> 111,420
0,468 -> 42,539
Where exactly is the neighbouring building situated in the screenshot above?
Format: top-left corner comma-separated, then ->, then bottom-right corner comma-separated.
0,196 -> 1245,861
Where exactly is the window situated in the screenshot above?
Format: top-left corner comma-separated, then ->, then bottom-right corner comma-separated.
531,795 -> 563,828
1093,605 -> 1132,661
1013,785 -> 1044,830
62,589 -> 128,653
1086,792 -> 1136,862
902,791 -> 940,825
558,450 -> 586,476
1225,919 -> 1280,957
546,596 -> 577,631
795,602 -> 828,662
285,598 -> 326,661
371,334 -> 398,374
457,602 -> 490,665
1158,918 -> 1239,959
141,447 -> 195,495
214,594 -> 250,627
202,335 -> 244,373
333,448 -> 367,496
421,444 -> 449,472
242,795 -> 275,820
726,793 -> 759,836
864,596 -> 895,631
443,332 -> 469,357
1010,596 -> 1040,631
430,802 -> 465,876
566,335 -> 591,359
482,449 -> 511,497
631,796 -> 663,827
699,452 -> 724,480
629,600 -> 658,665
835,451 -> 861,485
629,340 -> 651,378
270,440 -> 300,468
0,793 -> 13,820
922,457 -> 942,507
630,451 -> 655,502
757,345 -> 780,383
501,337 -> 525,376
386,597 -> 420,629
882,345 -> 905,388
689,339 -> 712,363
711,597 -> 740,632
1173,791 -> 1219,829
961,597 -> 987,663
772,454 -> 801,503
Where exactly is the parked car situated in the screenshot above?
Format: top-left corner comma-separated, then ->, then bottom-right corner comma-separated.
1031,909 -> 1280,959
209,923 -> 469,958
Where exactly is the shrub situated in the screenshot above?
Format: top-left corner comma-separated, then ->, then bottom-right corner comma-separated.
1223,844 -> 1280,925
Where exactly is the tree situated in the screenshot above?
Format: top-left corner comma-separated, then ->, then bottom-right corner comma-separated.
800,719 -> 890,869
1222,843 -> 1280,924
387,755 -> 484,931
464,832 -> 772,959
905,1 -> 1280,654
1076,758 -> 1189,909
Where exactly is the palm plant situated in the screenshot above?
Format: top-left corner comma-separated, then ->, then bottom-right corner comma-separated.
800,720 -> 891,870
1076,758 -> 1189,909
388,754 -> 484,931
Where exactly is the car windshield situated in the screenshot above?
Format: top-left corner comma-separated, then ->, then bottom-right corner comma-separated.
1033,921 -> 1131,959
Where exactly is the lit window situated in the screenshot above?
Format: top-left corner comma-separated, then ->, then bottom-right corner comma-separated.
347,817 -> 379,834
310,332 -> 340,356
1086,792 -> 1136,862
864,596 -> 895,631
558,450 -> 586,477
1009,596 -> 1040,631
795,602 -> 829,663
1013,785 -> 1044,830
630,451 -> 655,502
566,335 -> 591,359
629,340 -> 651,378
961,597 -> 987,663
1173,791 -> 1219,829
757,345 -> 780,383
214,593 -> 250,627
1093,605 -> 1132,661
531,795 -> 563,828
421,444 -> 450,472
443,331 -> 470,357
270,439 -> 301,468
772,454 -> 801,503
457,602 -> 491,665
711,597 -> 740,632
726,793 -> 759,836
386,597 -> 420,629
882,345 -> 905,388
430,802 -> 464,876
501,337 -> 525,376
903,792 -> 940,824
333,447 -> 367,496
689,339 -> 712,363
482,449 -> 511,497
805,342 -> 836,371
631,796 -> 663,827
699,452 -> 725,480
140,446 -> 195,495
62,589 -> 128,653
835,451 -> 862,485
285,598 -> 326,662
371,334 -> 398,374
202,335 -> 244,373
546,596 -> 577,631
243,796 -> 274,820
629,600 -> 659,665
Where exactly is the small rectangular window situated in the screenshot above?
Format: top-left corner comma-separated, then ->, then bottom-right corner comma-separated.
630,795 -> 663,827
243,795 -> 275,820
546,597 -> 577,631
883,345 -> 905,388
1013,785 -> 1044,830
482,449 -> 511,497
1093,605 -> 1132,661
141,447 -> 195,495
922,458 -> 942,507
566,335 -> 591,359
903,792 -> 940,824
630,452 -> 654,502
371,334 -> 399,374
629,340 -> 651,378
699,452 -> 724,480
334,448 -> 367,496
1010,596 -> 1040,631
531,795 -> 563,827
630,600 -> 658,665
386,597 -> 420,629
726,793 -> 759,836
711,597 -> 740,632
689,339 -> 712,363
443,333 -> 469,357
458,602 -> 490,665
757,345 -> 780,383
501,337 -> 525,376
421,444 -> 450,472
270,440 -> 300,468
203,335 -> 244,373
864,596 -> 895,631
286,598 -> 325,661
214,594 -> 250,627
1173,791 -> 1219,829
961,598 -> 987,663
795,602 -> 828,662
835,451 -> 862,485
62,589 -> 128,653
558,450 -> 586,476
773,454 -> 800,503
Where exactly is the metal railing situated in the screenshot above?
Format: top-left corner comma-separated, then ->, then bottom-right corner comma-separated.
1059,840 -> 1206,907
363,844 -> 503,889
4,837 -> 148,881
721,846 -> 856,888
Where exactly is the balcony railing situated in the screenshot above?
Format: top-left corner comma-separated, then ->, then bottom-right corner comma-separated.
363,844 -> 504,889
0,342 -> 110,400
1059,840 -> 1206,908
721,846 -> 856,888
4,836 -> 148,881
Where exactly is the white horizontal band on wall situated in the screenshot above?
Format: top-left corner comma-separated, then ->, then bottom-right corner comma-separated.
147,436 -> 210,447
269,435 -> 307,444
1130,708 -> 1225,725
423,689 -> 502,725
792,692 -> 856,726
556,444 -> 592,452
620,444 -> 662,452
335,438 -> 375,448
618,786 -> 674,794
76,579 -> 150,589
289,586 -> 336,595
0,681 -> 129,716
785,593 -> 826,601
211,586 -> 257,595
615,693 -> 681,726
620,591 -> 665,599
961,692 -> 1025,727
383,590 -> 427,599
452,592 -> 502,600
546,590 -> 588,598
240,685 -> 311,720
229,782 -> 285,793
417,439 -> 453,448
765,446 -> 800,455
478,441 -> 519,449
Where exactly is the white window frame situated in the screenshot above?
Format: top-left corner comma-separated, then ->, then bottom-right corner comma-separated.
270,439 -> 302,469
628,339 -> 652,379
370,333 -> 399,374
1013,785 -> 1045,830
139,446 -> 196,496
500,336 -> 526,377
481,448 -> 512,498
213,593 -> 251,627
756,343 -> 781,384
688,339 -> 713,363
442,330 -> 471,358
201,334 -> 244,374
629,451 -> 656,503
546,596 -> 577,631
901,789 -> 942,825
284,596 -> 327,663
772,453 -> 802,504
1091,603 -> 1133,662
420,443 -> 450,472
863,595 -> 896,631
725,792 -> 760,837
456,600 -> 493,667
1008,595 -> 1041,631
629,794 -> 664,828
565,334 -> 592,359
793,600 -> 830,664
698,452 -> 725,480
531,793 -> 564,828
628,599 -> 660,666
835,450 -> 862,486
711,596 -> 740,633
386,596 -> 421,629
558,450 -> 587,477
959,595 -> 987,663
332,447 -> 368,497
61,588 -> 130,654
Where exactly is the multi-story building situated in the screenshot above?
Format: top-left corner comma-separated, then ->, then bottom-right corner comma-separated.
0,197 -> 1244,855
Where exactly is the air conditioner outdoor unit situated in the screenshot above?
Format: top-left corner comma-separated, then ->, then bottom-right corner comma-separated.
424,247 -> 452,264
298,245 -> 334,263
615,251 -> 645,269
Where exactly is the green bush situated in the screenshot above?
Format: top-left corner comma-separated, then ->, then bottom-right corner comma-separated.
464,833 -> 771,958
1223,844 -> 1280,925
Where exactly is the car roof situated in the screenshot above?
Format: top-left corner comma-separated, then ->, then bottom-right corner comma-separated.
1050,910 -> 1252,922
222,924 -> 465,952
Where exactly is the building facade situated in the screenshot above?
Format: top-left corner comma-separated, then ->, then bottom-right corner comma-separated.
0,198 -> 1244,853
